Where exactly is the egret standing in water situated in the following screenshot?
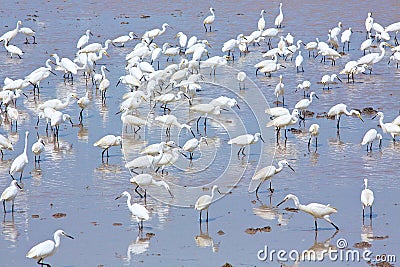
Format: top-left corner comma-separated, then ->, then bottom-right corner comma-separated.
116,191 -> 150,230
182,136 -> 208,160
327,103 -> 363,131
372,112 -> 400,142
0,134 -> 13,159
195,185 -> 222,223
361,178 -> 374,219
295,92 -> 318,125
1,180 -> 22,213
274,75 -> 285,106
32,138 -> 46,163
252,160 -> 295,195
361,129 -> 382,151
274,3 -> 283,28
277,194 -> 339,231
267,109 -> 300,143
203,7 -> 215,32
130,173 -> 173,199
237,71 -> 246,90
308,123 -> 320,150
228,132 -> 264,156
26,230 -> 74,266
9,131 -> 29,181
93,135 -> 122,160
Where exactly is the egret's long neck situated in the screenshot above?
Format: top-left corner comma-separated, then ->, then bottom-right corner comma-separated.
160,25 -> 167,35
378,116 -> 385,130
211,9 -> 215,17
126,194 -> 132,210
309,94 -> 314,103
290,196 -> 300,208
343,108 -> 351,116
210,187 -> 217,200
103,41 -> 109,51
53,55 -> 61,66
54,233 -> 61,249
154,147 -> 164,163
364,180 -> 368,189
276,162 -> 284,173
378,44 -> 386,60
101,68 -> 106,79
23,133 -> 28,155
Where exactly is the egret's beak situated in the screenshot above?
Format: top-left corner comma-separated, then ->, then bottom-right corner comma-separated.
115,110 -> 123,115
337,76 -> 343,83
358,114 -> 364,122
16,182 -> 22,189
315,94 -> 319,99
221,108 -> 230,112
280,65 -> 286,68
260,135 -> 265,143
104,67 -> 110,72
141,96 -> 147,102
276,198 -> 287,207
22,93 -> 28,98
116,80 -> 121,87
69,119 -> 74,127
301,42 -> 306,46
183,93 -> 190,99
115,194 -> 122,200
287,164 -> 295,172
236,103 -> 241,109
286,48 -> 294,53
64,233 -> 74,239
206,43 -> 212,48
41,140 -> 46,146
205,139 -> 208,145
190,129 -> 196,137
180,151 -> 188,158
103,51 -> 110,57
89,31 -> 94,36
50,70 -> 57,76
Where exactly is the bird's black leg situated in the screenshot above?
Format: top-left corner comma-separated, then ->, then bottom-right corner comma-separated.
241,146 -> 246,156
206,210 -> 209,222
135,185 -> 143,198
269,180 -> 274,193
204,24 -> 207,32
370,206 -> 372,219
315,220 -> 318,231
3,201 -> 5,213
331,222 -> 339,230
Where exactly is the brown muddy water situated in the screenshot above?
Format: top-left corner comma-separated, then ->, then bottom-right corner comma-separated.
0,0 -> 399,266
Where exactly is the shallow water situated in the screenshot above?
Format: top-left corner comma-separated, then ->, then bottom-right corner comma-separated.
0,0 -> 400,266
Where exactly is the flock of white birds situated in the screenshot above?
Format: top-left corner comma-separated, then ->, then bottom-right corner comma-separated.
1,2 -> 399,265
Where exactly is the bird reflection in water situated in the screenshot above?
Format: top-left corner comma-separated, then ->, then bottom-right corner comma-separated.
280,230 -> 338,266
195,222 -> 219,253
2,214 -> 18,244
124,231 -> 154,263
76,124 -> 89,142
253,196 -> 292,226
361,220 -> 373,245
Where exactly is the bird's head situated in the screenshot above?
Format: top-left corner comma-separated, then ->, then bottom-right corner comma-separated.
115,191 -> 129,200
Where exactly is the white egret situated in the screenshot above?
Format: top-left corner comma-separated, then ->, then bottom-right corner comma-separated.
121,111 -> 147,133
330,22 -> 342,39
258,10 -> 266,31
274,3 -> 283,28
361,179 -> 374,219
237,71 -> 246,89
19,26 -> 36,44
9,131 -> 29,181
38,93 -> 78,111
252,160 -> 295,195
175,31 -> 187,50
306,123 -> 320,151
385,21 -> 400,44
116,191 -> 150,230
388,51 -> 400,68
195,185 -> 221,222
6,106 -> 19,131
277,194 -> 339,231
296,80 -> 311,97
76,29 -> 92,49
182,136 -> 208,159
2,78 -> 30,91
190,104 -> 221,132
361,129 -> 382,151
155,114 -> 195,137
51,53 -> 80,82
130,173 -> 173,199
261,28 -> 280,49
140,141 -> 177,156
200,55 -> 228,75
1,180 -> 22,213
341,27 -> 352,51
79,39 -> 112,54
228,132 -> 264,156
295,51 -> 304,72
32,138 -> 45,162
295,92 -> 319,122
203,7 -> 215,32
360,37 -> 373,55
365,12 -> 374,37
265,107 -> 289,118
93,135 -> 122,160
77,92 -> 90,123
143,23 -> 170,42
274,75 -> 285,105
0,20 -> 22,45
37,107 -> 56,131
285,32 -> 294,46
356,42 -> 392,74
26,230 -> 74,266
209,96 -> 240,110
259,62 -> 285,77
125,142 -> 167,173
154,91 -> 186,113
50,111 -> 73,140
305,40 -> 318,57
321,74 -> 342,90
327,103 -> 363,130
4,42 -> 23,59
222,34 -> 245,60
372,112 -> 400,142
266,109 -> 300,143
98,66 -> 110,102
162,42 -> 180,61
0,134 -> 13,159
112,32 -> 136,47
